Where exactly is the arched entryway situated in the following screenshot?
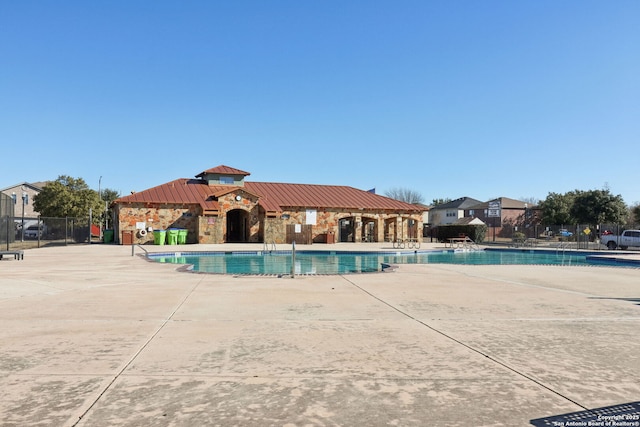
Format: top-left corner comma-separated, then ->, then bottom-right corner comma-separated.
227,209 -> 249,242
361,217 -> 378,242
339,217 -> 355,242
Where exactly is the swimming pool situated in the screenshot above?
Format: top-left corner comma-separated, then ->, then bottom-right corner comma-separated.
147,249 -> 640,275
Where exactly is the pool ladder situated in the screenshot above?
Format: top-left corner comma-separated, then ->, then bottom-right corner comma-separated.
556,241 -> 572,255
263,241 -> 276,253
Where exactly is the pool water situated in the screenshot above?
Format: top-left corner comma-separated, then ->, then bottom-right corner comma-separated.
147,249 -> 624,275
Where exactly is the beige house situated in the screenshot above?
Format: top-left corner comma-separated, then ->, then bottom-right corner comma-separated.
0,182 -> 46,219
428,197 -> 483,226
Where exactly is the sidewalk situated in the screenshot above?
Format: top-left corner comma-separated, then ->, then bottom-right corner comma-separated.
1,244 -> 639,426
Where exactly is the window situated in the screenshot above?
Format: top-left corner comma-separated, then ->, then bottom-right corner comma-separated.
220,176 -> 234,184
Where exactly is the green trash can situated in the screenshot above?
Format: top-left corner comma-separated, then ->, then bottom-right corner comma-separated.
103,229 -> 114,243
167,228 -> 179,245
177,229 -> 188,244
153,230 -> 167,245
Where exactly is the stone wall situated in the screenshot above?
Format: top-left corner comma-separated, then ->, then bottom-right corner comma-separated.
115,204 -> 200,244
197,215 -> 222,244
116,201 -> 423,245
268,208 -> 422,244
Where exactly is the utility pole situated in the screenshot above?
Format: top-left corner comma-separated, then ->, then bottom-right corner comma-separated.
98,176 -> 102,241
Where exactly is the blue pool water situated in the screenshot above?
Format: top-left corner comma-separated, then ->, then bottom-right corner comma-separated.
147,249 -> 638,275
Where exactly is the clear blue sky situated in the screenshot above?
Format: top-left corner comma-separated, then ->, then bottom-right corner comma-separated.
2,1 -> 639,205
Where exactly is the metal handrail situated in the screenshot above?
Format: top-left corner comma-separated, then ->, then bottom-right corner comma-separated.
556,241 -> 572,254
132,243 -> 149,257
465,241 -> 480,251
290,241 -> 296,278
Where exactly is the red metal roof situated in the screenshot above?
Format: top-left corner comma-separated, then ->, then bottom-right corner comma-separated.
115,174 -> 423,214
246,182 -> 421,212
195,165 -> 251,177
116,179 -> 220,211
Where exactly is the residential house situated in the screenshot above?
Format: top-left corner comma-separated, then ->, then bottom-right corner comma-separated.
465,197 -> 540,240
0,182 -> 46,219
428,197 -> 483,226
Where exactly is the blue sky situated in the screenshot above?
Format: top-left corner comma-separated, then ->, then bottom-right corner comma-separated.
2,1 -> 639,205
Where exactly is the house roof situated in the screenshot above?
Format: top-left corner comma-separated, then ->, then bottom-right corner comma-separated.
430,197 -> 483,211
119,179 -> 220,211
455,216 -> 486,225
467,197 -> 532,210
196,165 -> 251,178
115,169 -> 423,214
246,182 -> 420,212
0,182 -> 46,192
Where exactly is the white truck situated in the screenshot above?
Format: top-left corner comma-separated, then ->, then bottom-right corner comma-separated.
600,229 -> 640,250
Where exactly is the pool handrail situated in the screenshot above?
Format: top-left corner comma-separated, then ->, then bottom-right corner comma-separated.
132,244 -> 149,257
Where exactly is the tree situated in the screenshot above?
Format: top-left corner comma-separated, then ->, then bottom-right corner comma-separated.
101,188 -> 120,204
100,188 -> 120,228
519,197 -> 539,206
538,191 -> 576,225
34,175 -> 104,220
539,189 -> 627,226
630,204 -> 640,225
570,189 -> 627,225
384,187 -> 425,204
431,198 -> 452,206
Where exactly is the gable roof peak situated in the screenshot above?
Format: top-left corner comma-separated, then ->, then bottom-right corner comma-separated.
433,196 -> 483,210
0,182 -> 46,192
196,165 -> 251,178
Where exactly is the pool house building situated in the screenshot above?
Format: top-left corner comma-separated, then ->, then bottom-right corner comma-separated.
112,165 -> 425,245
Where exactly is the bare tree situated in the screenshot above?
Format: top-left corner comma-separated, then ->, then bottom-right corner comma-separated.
384,187 -> 425,205
431,198 -> 452,206
631,202 -> 640,224
519,197 -> 539,206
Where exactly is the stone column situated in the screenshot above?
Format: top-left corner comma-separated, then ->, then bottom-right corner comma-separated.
395,215 -> 407,240
354,215 -> 362,243
377,217 -> 385,243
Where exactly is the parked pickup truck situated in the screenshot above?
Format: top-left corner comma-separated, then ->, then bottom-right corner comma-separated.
600,230 -> 640,250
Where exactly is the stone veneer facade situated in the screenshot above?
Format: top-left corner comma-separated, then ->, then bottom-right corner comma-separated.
115,190 -> 422,245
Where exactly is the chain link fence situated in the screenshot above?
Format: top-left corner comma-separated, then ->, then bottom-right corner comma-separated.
485,223 -> 640,250
3,214 -> 639,252
1,215 -> 99,251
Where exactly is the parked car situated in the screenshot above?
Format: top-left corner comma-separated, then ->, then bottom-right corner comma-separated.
600,230 -> 640,250
558,229 -> 573,237
24,224 -> 47,239
15,220 -> 38,236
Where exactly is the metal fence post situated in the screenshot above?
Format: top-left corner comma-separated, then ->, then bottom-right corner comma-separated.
4,215 -> 9,251
290,240 -> 296,278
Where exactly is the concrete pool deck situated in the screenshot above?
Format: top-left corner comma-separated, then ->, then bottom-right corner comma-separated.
1,243 -> 639,426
